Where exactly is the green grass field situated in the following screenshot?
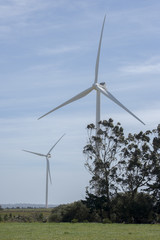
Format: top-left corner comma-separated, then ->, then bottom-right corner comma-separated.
0,223 -> 160,240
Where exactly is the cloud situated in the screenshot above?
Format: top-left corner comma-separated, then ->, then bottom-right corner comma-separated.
38,46 -> 81,56
110,3 -> 160,34
0,0 -> 67,39
119,57 -> 160,74
0,0 -> 53,18
109,107 -> 160,131
120,62 -> 160,74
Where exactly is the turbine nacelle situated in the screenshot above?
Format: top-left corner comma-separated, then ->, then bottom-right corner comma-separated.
93,82 -> 107,91
100,82 -> 107,90
47,153 -> 51,158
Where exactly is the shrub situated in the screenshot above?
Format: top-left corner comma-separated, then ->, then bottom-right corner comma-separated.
112,192 -> 154,223
49,201 -> 90,222
48,212 -> 62,222
37,213 -> 44,222
102,218 -> 112,224
71,218 -> 78,223
4,214 -> 8,221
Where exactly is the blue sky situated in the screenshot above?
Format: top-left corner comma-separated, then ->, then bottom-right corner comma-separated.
0,0 -> 160,205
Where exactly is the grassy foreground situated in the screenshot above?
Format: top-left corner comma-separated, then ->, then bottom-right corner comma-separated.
0,223 -> 160,240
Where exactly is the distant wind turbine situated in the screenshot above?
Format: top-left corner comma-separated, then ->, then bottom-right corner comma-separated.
22,134 -> 65,208
38,15 -> 145,132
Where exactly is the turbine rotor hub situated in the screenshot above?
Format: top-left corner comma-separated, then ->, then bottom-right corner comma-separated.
93,82 -> 107,91
47,154 -> 51,158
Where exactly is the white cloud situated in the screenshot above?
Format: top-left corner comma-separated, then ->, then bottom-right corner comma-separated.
38,46 -> 81,56
0,0 -> 67,39
118,56 -> 160,75
0,0 -> 52,18
120,62 -> 160,74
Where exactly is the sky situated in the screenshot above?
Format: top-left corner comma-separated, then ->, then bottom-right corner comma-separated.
0,0 -> 160,206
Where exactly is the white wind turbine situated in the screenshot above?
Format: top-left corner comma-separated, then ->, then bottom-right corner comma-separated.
23,134 -> 65,208
38,16 -> 145,131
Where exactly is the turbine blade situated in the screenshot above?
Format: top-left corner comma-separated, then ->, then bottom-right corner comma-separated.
48,133 -> 65,155
47,158 -> 52,184
22,149 -> 46,157
38,86 -> 93,120
94,15 -> 106,84
97,85 -> 145,125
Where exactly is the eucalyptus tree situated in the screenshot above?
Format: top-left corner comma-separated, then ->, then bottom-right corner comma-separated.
119,130 -> 153,197
83,118 -> 126,218
83,119 -> 160,220
120,124 -> 160,199
147,124 -> 160,214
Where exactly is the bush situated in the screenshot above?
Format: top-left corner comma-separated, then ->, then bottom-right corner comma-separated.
102,218 -> 112,224
48,193 -> 155,223
48,201 -> 90,222
111,192 -> 154,223
4,214 -> 8,221
48,212 -> 62,222
83,220 -> 89,223
34,213 -> 44,222
71,218 -> 78,223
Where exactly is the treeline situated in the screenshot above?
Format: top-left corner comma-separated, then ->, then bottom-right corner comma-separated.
48,192 -> 159,223
83,192 -> 158,223
49,119 -> 160,223
83,119 -> 160,223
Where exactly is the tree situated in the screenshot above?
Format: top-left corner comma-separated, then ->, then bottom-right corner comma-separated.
83,192 -> 108,222
119,130 -> 153,197
120,125 -> 160,200
83,119 -> 126,218
146,124 -> 160,217
112,192 -> 154,223
84,119 -> 160,222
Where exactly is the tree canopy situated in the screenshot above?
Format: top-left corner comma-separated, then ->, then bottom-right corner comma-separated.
83,119 -> 160,223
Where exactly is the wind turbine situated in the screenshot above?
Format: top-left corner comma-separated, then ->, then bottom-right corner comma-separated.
38,15 -> 145,132
22,134 -> 65,208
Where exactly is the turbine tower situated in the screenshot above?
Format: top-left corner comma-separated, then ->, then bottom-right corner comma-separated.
23,134 -> 65,208
38,16 -> 145,132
